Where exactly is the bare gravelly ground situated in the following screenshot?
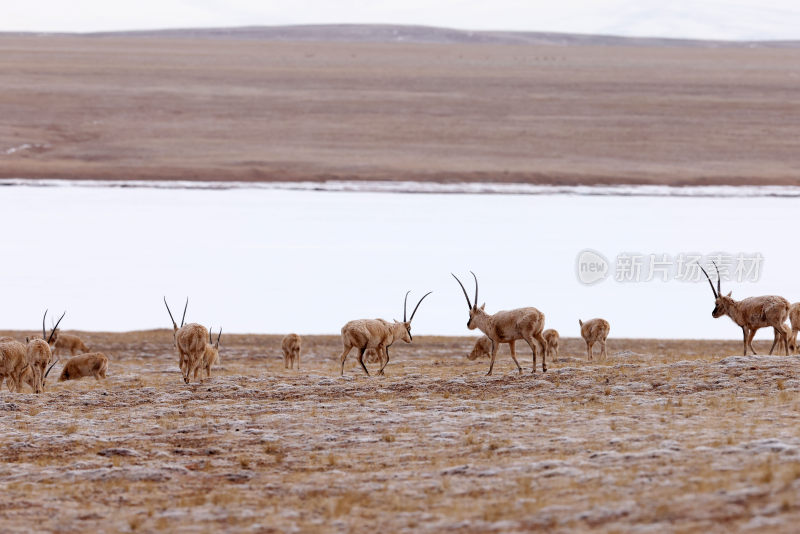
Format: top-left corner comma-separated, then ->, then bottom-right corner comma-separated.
1,331 -> 800,533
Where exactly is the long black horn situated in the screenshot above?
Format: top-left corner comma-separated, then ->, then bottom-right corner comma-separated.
47,311 -> 65,345
42,309 -> 48,339
712,260 -> 721,295
403,291 -> 410,322
451,273 -> 472,309
699,265 -> 718,298
164,297 -> 177,328
209,326 -> 213,344
216,328 -> 222,347
409,291 -> 432,322
180,298 -> 188,327
44,357 -> 59,379
470,271 -> 479,308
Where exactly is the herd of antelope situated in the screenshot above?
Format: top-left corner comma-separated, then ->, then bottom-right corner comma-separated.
1,264 -> 799,394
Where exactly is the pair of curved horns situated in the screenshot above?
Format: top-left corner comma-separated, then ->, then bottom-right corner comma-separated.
164,297 -> 188,328
208,326 -> 222,346
698,261 -> 722,299
451,271 -> 478,310
403,291 -> 433,323
42,310 -> 65,345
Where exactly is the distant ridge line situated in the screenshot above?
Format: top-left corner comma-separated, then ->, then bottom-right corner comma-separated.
4,24 -> 800,48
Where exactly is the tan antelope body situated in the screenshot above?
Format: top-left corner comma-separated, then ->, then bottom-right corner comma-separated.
24,311 -> 65,393
0,340 -> 29,392
53,333 -> 90,357
700,263 -> 790,356
164,297 -> 211,383
339,291 -> 432,376
543,328 -> 560,360
579,319 -> 610,360
59,353 -> 108,381
453,272 -> 546,375
772,304 -> 800,354
282,333 -> 301,369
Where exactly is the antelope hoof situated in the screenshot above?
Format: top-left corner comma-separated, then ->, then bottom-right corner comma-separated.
184,377 -> 190,384
517,368 -> 523,375
543,367 -> 547,373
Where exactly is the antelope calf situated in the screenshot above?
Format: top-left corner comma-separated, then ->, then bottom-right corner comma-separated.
164,297 -> 209,384
467,336 -> 515,361
53,333 -> 90,357
281,333 -> 301,369
452,272 -> 546,375
59,353 -> 108,382
700,263 -> 790,355
340,290 -> 432,376
543,328 -> 560,361
579,318 -> 610,361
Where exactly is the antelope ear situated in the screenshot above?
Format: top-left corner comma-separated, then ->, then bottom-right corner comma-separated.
480,303 -> 486,310
726,291 -> 732,297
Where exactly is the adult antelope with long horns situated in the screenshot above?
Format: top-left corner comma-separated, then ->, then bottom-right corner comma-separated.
699,262 -> 790,356
452,272 -> 546,375
339,290 -> 432,376
26,310 -> 65,393
164,297 -> 209,383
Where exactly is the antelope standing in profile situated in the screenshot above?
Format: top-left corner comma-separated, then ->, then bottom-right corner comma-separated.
339,290 -> 432,376
53,333 -> 90,357
543,328 -> 560,360
164,297 -> 209,383
452,272 -> 547,375
25,310 -> 65,393
700,262 -> 790,356
578,319 -> 609,360
200,327 -> 222,379
59,353 -> 108,382
281,333 -> 301,369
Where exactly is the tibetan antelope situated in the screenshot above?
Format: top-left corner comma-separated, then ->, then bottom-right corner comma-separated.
281,333 -> 301,369
772,304 -> 800,354
543,328 -> 560,361
452,272 -> 547,375
26,310 -> 65,393
59,353 -> 108,381
339,290 -> 432,376
700,262 -> 790,356
201,327 -> 221,379
579,319 -> 609,360
467,336 -> 513,361
53,333 -> 90,357
0,339 -> 29,392
164,297 -> 209,384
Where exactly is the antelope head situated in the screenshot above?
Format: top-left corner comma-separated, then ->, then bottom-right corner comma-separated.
163,297 -> 188,345
452,271 -> 487,330
699,262 -> 733,318
208,326 -> 222,361
396,291 -> 433,342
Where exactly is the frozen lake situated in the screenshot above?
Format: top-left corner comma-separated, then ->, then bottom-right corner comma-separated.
1,182 -> 797,340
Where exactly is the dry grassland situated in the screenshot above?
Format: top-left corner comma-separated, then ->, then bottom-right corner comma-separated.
2,34 -> 800,186
1,331 -> 800,532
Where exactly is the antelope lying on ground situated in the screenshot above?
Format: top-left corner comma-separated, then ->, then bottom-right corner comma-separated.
59,353 -> 108,381
579,319 -> 610,361
201,327 -> 221,380
452,272 -> 546,375
25,310 -> 65,393
339,290 -> 432,376
282,333 -> 301,369
700,263 -> 790,356
467,336 -> 516,362
53,333 -> 90,357
543,329 -> 560,360
164,297 -> 209,383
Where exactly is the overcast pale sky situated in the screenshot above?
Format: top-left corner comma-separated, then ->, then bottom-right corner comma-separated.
4,0 -> 800,40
